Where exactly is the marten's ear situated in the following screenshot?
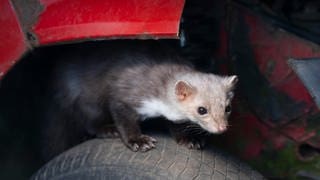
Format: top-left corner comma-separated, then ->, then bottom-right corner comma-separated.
175,81 -> 196,101
224,75 -> 238,91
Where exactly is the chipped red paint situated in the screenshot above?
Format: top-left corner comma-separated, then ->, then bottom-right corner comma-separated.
212,2 -> 320,177
240,11 -> 320,147
33,0 -> 185,45
243,14 -> 317,111
0,0 -> 27,79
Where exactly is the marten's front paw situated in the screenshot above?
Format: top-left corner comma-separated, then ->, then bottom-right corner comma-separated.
127,135 -> 157,152
176,136 -> 206,150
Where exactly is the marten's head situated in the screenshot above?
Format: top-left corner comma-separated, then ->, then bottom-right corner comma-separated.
174,74 -> 238,134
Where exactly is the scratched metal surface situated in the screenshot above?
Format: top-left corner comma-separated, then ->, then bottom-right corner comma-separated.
289,58 -> 320,109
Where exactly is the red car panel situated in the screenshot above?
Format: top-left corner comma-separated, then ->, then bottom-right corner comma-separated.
0,0 -> 28,79
34,0 -> 184,45
0,0 -> 185,79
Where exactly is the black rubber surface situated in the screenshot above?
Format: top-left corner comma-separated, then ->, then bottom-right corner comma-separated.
32,134 -> 265,180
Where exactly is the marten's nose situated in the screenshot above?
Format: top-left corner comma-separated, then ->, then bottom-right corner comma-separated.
217,125 -> 227,132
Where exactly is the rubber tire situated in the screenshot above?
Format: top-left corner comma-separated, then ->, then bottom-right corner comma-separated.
32,133 -> 265,180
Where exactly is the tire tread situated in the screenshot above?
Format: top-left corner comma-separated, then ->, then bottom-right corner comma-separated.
32,134 -> 265,180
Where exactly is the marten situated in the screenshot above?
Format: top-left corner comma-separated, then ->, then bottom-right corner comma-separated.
42,41 -> 238,160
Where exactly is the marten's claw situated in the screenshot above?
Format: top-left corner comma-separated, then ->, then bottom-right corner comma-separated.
176,136 -> 206,150
127,135 -> 157,152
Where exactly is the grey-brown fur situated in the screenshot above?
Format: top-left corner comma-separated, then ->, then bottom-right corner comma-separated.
43,41 -> 237,160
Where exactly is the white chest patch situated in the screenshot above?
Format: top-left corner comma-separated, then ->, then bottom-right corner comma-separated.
136,99 -> 186,121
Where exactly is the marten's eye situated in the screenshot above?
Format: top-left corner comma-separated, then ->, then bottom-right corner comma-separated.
197,107 -> 207,115
225,105 -> 231,113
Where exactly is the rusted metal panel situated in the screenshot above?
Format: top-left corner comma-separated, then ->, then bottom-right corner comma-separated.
229,6 -> 318,125
33,0 -> 185,45
210,1 -> 320,178
0,0 -> 27,79
243,14 -> 320,112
